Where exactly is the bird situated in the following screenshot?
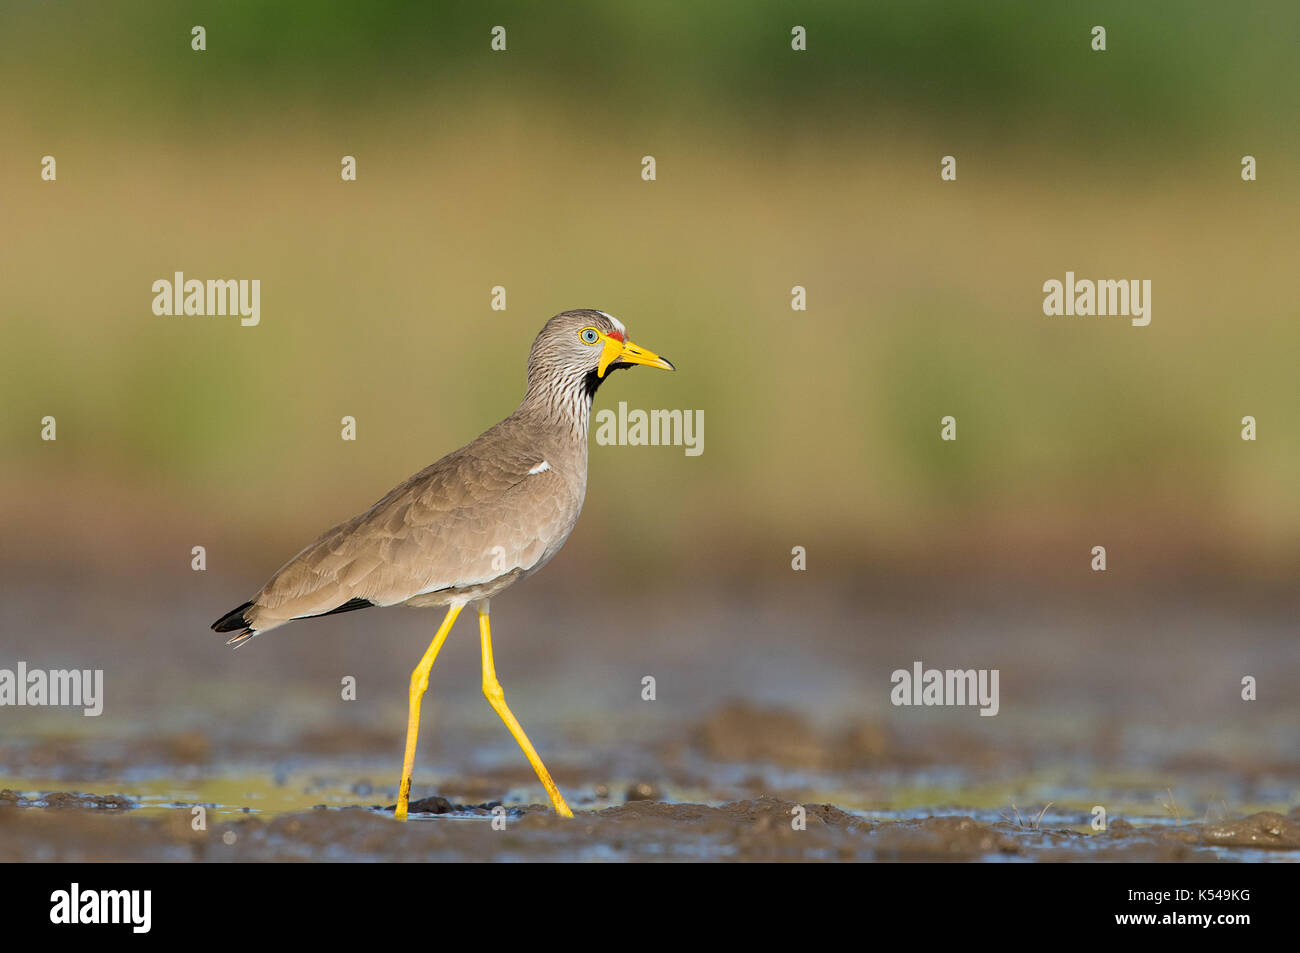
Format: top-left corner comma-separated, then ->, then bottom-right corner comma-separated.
210,309 -> 674,819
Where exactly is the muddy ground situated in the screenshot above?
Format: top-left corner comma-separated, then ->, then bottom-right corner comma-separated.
3,758 -> 1300,863
2,571 -> 1299,862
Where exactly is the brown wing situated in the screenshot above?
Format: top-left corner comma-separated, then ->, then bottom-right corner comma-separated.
240,421 -> 578,633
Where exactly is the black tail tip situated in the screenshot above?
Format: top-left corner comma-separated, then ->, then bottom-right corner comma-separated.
212,601 -> 254,633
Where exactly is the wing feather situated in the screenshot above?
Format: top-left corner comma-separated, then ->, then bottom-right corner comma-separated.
242,420 -> 581,631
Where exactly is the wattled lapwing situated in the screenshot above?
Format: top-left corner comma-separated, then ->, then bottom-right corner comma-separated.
212,310 -> 673,819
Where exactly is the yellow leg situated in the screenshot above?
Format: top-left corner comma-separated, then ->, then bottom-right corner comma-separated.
478,602 -> 574,818
394,604 -> 462,821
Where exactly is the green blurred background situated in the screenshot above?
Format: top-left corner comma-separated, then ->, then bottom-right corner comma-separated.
3,0 -> 1298,591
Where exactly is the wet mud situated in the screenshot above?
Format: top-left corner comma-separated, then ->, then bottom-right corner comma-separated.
4,582 -> 1298,862
5,786 -> 1298,862
3,699 -> 1298,862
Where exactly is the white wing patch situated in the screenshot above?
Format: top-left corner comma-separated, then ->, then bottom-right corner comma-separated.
528,461 -> 552,475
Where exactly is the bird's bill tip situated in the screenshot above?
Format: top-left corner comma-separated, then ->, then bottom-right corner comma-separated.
597,335 -> 675,377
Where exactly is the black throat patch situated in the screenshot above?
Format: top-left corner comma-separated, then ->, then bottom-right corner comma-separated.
583,364 -> 628,401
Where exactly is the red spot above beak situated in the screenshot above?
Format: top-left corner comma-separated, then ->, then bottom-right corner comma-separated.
606,329 -> 625,343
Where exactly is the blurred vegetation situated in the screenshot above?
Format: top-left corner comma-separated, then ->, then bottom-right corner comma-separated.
6,1 -> 1300,150
2,1 -> 1297,585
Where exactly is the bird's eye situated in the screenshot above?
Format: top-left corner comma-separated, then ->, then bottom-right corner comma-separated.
579,327 -> 600,345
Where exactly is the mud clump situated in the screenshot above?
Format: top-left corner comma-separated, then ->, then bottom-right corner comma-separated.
1197,811 -> 1300,850
832,721 -> 891,764
595,796 -> 867,832
689,701 -> 1010,774
45,792 -> 136,810
404,795 -> 454,815
873,816 -> 1022,860
520,796 -> 876,861
695,702 -> 828,770
1105,818 -> 1135,837
137,731 -> 212,766
296,726 -> 404,757
0,789 -> 135,810
625,782 -> 659,802
385,797 -> 515,817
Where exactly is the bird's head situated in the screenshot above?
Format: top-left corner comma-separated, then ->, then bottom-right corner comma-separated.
526,310 -> 674,402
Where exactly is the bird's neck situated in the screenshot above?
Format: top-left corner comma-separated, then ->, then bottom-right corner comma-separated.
518,370 -> 602,441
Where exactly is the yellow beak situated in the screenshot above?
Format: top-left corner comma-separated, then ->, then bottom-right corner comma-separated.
597,334 -> 676,378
